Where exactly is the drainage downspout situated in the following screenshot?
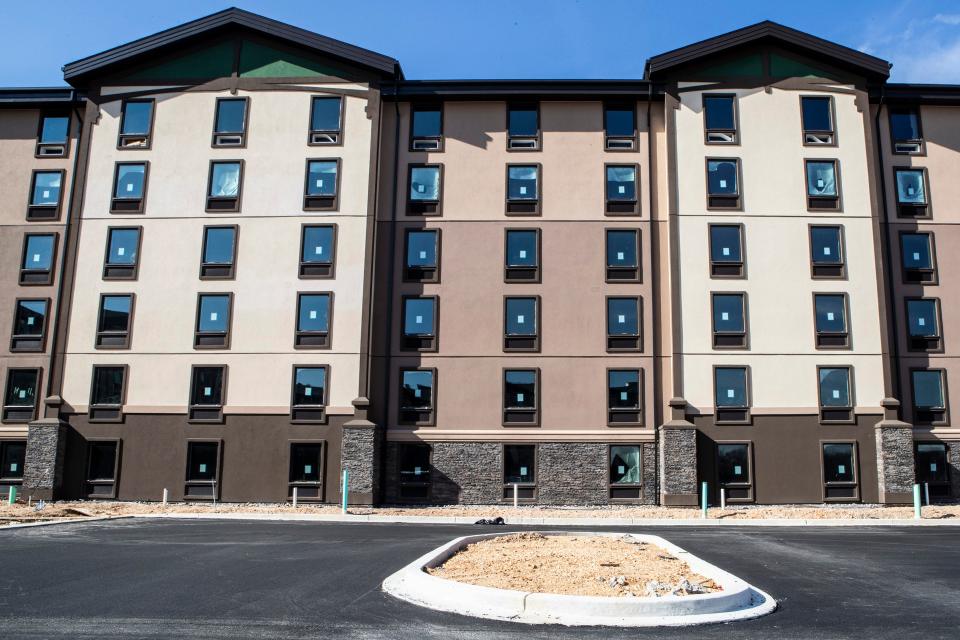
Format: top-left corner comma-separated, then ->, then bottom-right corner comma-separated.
873,87 -> 902,401
646,83 -> 660,505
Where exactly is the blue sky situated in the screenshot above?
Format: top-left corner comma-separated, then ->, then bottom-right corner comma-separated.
3,0 -> 960,85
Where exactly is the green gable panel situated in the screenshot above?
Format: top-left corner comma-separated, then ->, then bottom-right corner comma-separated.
696,53 -> 764,78
239,40 -> 342,78
127,40 -> 236,80
770,53 -> 836,79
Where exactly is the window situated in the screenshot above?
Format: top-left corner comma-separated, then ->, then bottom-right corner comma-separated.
85,441 -> 119,499
36,112 -> 70,157
605,165 -> 638,214
805,160 -> 840,210
504,296 -> 539,351
103,227 -> 141,280
606,297 -> 641,351
0,441 -> 26,481
189,367 -> 226,422
507,104 -> 539,150
401,296 -> 438,351
907,298 -> 942,352
714,366 -> 750,424
397,443 -> 431,500
709,224 -> 744,277
289,443 -> 324,500
2,369 -> 39,422
809,225 -> 845,278
813,293 -> 849,348
290,366 -> 328,423
608,369 -> 641,425
89,366 -> 126,422
503,444 -> 536,500
703,94 -> 737,143
800,96 -> 834,145
300,224 -> 336,278
822,442 -> 858,501
404,229 -> 439,282
10,299 -> 48,351
894,168 -> 929,217
889,107 -> 923,154
296,293 -> 332,348
410,105 -> 443,151
915,443 -> 950,497
712,293 -> 747,349
503,369 -> 538,425
609,445 -> 642,500
212,97 -> 248,147
118,99 -> 154,149
912,369 -> 947,425
20,233 -> 56,285
604,103 -> 636,150
407,164 -> 442,215
185,440 -> 221,498
27,170 -> 65,220
303,159 -> 338,211
504,229 -> 539,282
819,366 -> 853,423
194,293 -> 232,349
399,368 -> 435,425
900,232 -> 936,284
207,161 -> 243,212
309,96 -> 343,145
606,229 -> 640,282
111,162 -> 147,213
96,294 -> 133,349
506,165 -> 540,214
200,226 -> 237,279
706,159 -> 741,209
717,443 -> 753,502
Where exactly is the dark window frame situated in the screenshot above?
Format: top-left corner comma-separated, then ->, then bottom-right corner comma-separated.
2,368 -> 40,423
287,440 -> 326,501
503,295 -> 541,352
606,296 -> 642,352
809,224 -> 846,279
88,365 -> 128,423
398,367 -> 437,426
199,225 -> 239,280
889,106 -> 925,155
0,439 -> 27,482
184,439 -> 222,499
605,228 -> 641,283
804,158 -> 842,211
400,295 -> 439,352
110,161 -> 149,214
899,230 -> 938,285
817,365 -> 854,424
402,227 -> 441,283
396,442 -> 432,501
409,103 -> 444,152
117,98 -> 156,150
502,367 -> 540,426
102,226 -> 143,281
910,367 -> 949,426
716,440 -> 754,503
604,163 -> 640,215
187,366 -> 227,423
914,442 -> 950,495
19,232 -> 58,286
705,157 -> 742,210
35,110 -> 72,158
95,293 -> 134,349
505,163 -> 542,215
506,102 -> 541,151
703,93 -> 739,144
406,163 -> 444,215
295,291 -> 333,349
799,95 -> 836,146
608,443 -> 644,502
893,166 -> 931,218
300,223 -> 337,279
303,157 -> 340,211
607,368 -> 643,426
711,291 -> 749,349
504,227 -> 541,283
10,297 -> 49,352
193,292 -> 233,350
26,168 -> 66,221
713,365 -> 751,425
308,94 -> 345,146
708,223 -> 745,278
84,439 -> 121,499
211,96 -> 250,148
502,443 -> 537,502
813,292 -> 851,349
905,297 -> 943,353
206,159 -> 244,213
604,102 -> 637,151
821,440 -> 860,502
290,364 -> 329,424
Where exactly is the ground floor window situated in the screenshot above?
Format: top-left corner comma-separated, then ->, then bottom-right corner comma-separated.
503,444 -> 536,501
0,440 -> 26,482
289,442 -> 324,501
717,442 -> 753,502
915,443 -> 951,498
822,442 -> 859,501
85,440 -> 119,498
185,441 -> 221,500
397,443 -> 431,500
609,445 -> 641,501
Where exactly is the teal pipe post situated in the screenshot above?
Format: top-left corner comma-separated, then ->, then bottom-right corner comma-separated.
341,469 -> 349,514
701,481 -> 708,519
7,485 -> 15,505
913,484 -> 922,520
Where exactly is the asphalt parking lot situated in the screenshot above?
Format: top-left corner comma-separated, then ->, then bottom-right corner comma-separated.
0,518 -> 957,639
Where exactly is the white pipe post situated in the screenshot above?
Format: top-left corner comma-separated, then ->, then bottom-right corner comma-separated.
211,480 -> 217,506
924,482 -> 930,506
513,483 -> 519,508
292,486 -> 298,509
913,484 -> 922,519
162,488 -> 168,506
720,487 -> 726,510
701,482 -> 708,519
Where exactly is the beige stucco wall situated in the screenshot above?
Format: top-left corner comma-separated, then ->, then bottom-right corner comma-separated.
675,86 -> 885,413
61,87 -> 374,413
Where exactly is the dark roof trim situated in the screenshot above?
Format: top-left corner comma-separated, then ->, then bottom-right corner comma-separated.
387,80 -> 661,101
62,7 -> 401,85
0,87 -> 83,107
873,83 -> 960,105
645,21 -> 890,80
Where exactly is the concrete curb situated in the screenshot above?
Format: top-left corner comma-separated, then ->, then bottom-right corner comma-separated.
381,531 -> 777,626
0,515 -> 132,530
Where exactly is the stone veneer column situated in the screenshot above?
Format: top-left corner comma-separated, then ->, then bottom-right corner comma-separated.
23,418 -> 69,501
875,398 -> 915,505
340,397 -> 379,505
659,398 -> 699,506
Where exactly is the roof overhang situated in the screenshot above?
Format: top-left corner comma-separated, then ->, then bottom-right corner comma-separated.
388,80 -> 661,101
0,87 -> 83,108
